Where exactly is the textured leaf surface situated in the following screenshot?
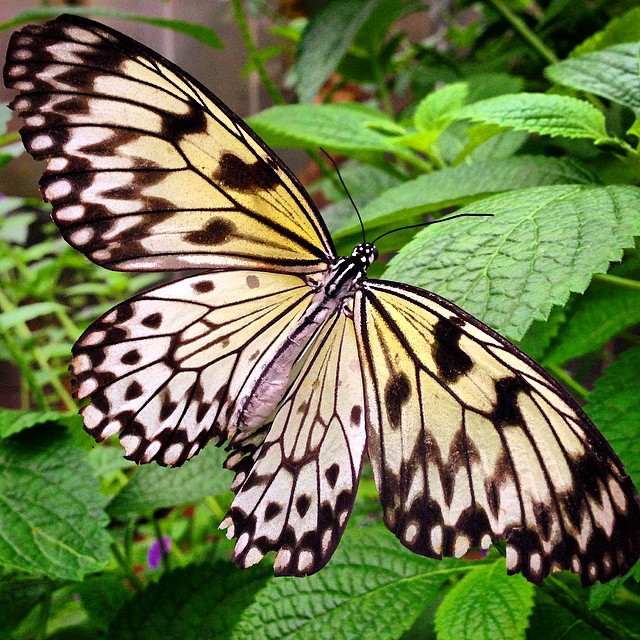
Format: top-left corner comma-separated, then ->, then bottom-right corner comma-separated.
384,185 -> 640,339
434,561 -> 535,640
232,524 -> 458,640
109,562 -> 270,640
248,104 -> 411,158
335,156 -> 597,238
587,347 -> 640,487
452,94 -> 608,140
546,44 -> 640,115
0,428 -> 110,579
107,445 -> 231,518
296,0 -> 380,102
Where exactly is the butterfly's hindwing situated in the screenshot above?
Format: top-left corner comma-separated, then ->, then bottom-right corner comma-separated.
355,280 -> 640,585
3,15 -> 335,273
221,310 -> 367,576
73,269 -> 317,466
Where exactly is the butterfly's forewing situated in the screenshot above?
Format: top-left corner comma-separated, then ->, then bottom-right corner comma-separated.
3,15 -> 335,273
355,280 -> 640,586
73,269 -> 318,466
221,311 -> 367,576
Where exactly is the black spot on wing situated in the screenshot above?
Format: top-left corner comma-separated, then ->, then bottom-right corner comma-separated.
193,279 -> 215,293
384,372 -> 411,429
296,495 -> 311,517
185,217 -> 235,245
325,464 -> 340,489
265,502 -> 283,521
214,152 -> 280,192
142,312 -> 162,329
432,319 -> 473,382
121,349 -> 141,365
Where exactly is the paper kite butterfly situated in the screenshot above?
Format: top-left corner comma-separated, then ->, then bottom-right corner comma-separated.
4,14 -> 639,585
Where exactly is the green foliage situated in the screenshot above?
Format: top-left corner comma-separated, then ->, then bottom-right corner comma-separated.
2,1 -> 640,639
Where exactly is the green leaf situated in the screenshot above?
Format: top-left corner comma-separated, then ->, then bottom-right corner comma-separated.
108,562 -> 270,640
545,44 -> 640,116
434,560 -> 535,640
527,590 -> 606,640
336,156 -> 599,240
586,346 -> 640,488
0,574 -> 52,636
414,82 -> 469,131
451,94 -> 608,140
232,524 -> 459,640
0,428 -> 111,579
0,301 -> 64,329
107,445 -> 231,519
571,7 -> 640,56
295,0 -> 381,102
383,185 -> 640,340
247,104 -> 414,160
0,409 -> 81,439
74,575 -> 133,632
0,8 -> 222,49
543,278 -> 640,364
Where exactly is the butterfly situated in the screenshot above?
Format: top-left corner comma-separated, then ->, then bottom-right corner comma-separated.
4,14 -> 640,585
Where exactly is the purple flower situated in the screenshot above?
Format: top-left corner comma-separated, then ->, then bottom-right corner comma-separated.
147,535 -> 171,569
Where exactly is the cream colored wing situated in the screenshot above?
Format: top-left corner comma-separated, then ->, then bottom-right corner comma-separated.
355,279 -> 640,585
73,268 -> 317,466
4,15 -> 335,273
221,310 -> 367,576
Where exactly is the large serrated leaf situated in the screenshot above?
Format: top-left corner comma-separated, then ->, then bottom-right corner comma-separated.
546,44 -> 640,116
107,444 -> 231,518
586,347 -> 640,488
435,560 -> 535,640
451,94 -> 608,140
295,0 -> 381,103
232,524 -> 462,640
383,185 -> 640,339
247,104 -> 413,160
0,428 -> 111,580
335,156 -> 598,240
108,562 -> 270,640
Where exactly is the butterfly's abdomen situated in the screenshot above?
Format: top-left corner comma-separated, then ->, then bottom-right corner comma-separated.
230,258 -> 362,432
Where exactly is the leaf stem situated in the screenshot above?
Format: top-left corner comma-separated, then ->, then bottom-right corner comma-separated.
542,576 -> 640,640
547,364 -> 589,400
484,0 -> 558,64
230,0 -> 284,105
593,274 -> 640,291
110,541 -> 144,591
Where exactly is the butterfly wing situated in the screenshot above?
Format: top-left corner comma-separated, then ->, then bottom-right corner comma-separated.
3,14 -> 335,272
355,279 -> 640,585
221,310 -> 367,576
73,268 -> 321,466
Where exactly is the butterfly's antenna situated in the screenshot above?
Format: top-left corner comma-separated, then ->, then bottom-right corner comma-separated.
320,148 -> 367,244
371,213 -> 493,245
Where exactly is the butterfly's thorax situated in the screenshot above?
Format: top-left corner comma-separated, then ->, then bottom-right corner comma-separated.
231,244 -> 377,433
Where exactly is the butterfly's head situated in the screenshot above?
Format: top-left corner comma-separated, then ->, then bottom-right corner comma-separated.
352,243 -> 378,270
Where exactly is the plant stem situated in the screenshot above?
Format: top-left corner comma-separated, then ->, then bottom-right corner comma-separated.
111,541 -> 144,591
230,0 -> 284,105
593,274 -> 640,291
485,0 -> 558,64
542,576 -> 640,640
34,587 -> 52,640
547,364 -> 589,400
